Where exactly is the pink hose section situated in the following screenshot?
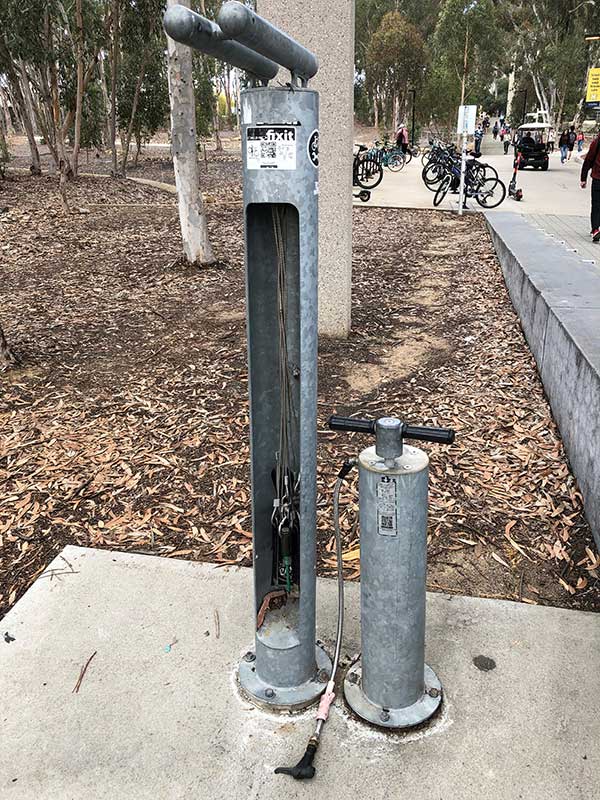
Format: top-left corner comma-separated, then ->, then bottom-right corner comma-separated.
316,680 -> 336,722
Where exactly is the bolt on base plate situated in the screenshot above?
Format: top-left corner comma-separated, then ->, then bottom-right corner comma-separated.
344,661 -> 442,729
238,643 -> 332,712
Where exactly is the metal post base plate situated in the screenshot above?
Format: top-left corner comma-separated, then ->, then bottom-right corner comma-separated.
238,643 -> 332,712
344,661 -> 442,729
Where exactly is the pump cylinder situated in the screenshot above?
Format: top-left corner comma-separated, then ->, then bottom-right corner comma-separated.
344,443 -> 442,728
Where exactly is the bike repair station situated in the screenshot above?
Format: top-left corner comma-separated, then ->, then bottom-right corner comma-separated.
1,4 -> 598,800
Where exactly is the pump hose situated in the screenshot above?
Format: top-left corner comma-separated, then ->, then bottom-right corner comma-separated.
275,458 -> 356,780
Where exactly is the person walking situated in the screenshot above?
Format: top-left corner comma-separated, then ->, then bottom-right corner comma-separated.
473,124 -> 484,155
492,121 -> 499,140
577,130 -> 585,153
580,132 -> 600,241
547,127 -> 555,153
567,125 -> 577,160
559,129 -> 569,163
395,123 -> 409,154
503,125 -> 512,154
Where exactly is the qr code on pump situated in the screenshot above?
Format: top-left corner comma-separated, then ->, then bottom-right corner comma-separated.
261,142 -> 277,159
380,515 -> 394,530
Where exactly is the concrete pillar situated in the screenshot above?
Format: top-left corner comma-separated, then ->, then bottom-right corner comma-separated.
257,0 -> 355,337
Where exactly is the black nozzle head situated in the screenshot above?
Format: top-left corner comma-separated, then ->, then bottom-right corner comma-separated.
274,742 -> 317,780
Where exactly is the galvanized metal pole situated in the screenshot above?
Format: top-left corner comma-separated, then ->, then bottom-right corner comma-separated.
339,417 -> 445,729
236,85 -> 330,708
218,1 -> 318,83
163,4 -> 279,82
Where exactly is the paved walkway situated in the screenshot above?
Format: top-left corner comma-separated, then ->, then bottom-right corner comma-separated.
527,213 -> 599,266
358,146 -> 589,215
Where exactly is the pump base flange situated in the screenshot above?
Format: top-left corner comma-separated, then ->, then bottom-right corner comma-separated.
238,643 -> 332,712
344,661 -> 442,729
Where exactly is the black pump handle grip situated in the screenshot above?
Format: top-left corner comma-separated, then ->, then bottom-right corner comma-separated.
328,415 -> 376,434
404,425 -> 455,445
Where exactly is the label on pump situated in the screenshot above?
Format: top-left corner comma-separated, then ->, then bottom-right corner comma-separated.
376,476 -> 398,537
246,126 -> 297,170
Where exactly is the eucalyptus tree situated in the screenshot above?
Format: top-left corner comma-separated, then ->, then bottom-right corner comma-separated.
365,10 -> 428,129
498,0 -> 599,126
116,0 -> 168,175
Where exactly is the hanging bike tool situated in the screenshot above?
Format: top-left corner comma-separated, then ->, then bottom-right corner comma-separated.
329,415 -> 455,729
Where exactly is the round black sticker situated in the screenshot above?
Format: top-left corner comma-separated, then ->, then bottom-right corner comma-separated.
308,130 -> 319,168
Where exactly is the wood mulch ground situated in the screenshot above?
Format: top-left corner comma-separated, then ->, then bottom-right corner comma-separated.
0,162 -> 598,623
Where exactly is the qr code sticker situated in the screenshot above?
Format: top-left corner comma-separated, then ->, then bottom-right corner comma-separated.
380,515 -> 394,530
261,142 -> 277,159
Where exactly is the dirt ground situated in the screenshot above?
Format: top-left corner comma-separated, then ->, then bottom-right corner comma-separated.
1,159 -> 599,622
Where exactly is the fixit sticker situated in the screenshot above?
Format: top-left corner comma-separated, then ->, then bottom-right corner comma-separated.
246,126 -> 296,170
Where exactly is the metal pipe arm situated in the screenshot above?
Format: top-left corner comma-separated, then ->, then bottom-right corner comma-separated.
218,1 -> 318,82
163,4 -> 278,82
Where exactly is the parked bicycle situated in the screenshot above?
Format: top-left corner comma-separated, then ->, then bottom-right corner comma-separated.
353,144 -> 384,190
431,154 -> 506,209
371,140 -> 405,172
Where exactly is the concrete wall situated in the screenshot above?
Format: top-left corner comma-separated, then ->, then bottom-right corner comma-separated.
258,0 -> 355,337
487,212 -> 600,549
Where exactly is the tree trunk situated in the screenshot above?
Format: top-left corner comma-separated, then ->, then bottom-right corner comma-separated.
373,92 -> 379,129
72,0 -> 85,177
0,35 -> 42,174
98,51 -> 112,148
0,124 -> 9,177
0,320 -> 19,370
120,49 -> 149,175
59,159 -> 70,213
134,131 -> 142,166
166,0 -> 215,266
214,108 -> 223,151
110,0 -> 120,176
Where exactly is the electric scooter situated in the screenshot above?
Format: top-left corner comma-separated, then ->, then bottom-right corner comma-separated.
509,151 -> 524,201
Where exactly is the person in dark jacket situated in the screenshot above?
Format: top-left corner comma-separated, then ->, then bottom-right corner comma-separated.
559,129 -> 569,164
567,125 -> 577,160
580,134 -> 600,241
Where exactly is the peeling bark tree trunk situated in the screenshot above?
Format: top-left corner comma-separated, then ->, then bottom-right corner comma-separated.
72,0 -> 85,177
120,49 -> 149,175
0,34 -> 41,174
110,0 -> 120,176
0,321 -> 19,370
98,51 -> 112,148
166,0 -> 215,266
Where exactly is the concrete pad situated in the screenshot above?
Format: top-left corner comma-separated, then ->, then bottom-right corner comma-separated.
1,546 -> 599,799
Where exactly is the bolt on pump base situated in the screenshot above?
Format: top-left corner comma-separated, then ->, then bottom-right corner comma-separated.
329,415 -> 455,730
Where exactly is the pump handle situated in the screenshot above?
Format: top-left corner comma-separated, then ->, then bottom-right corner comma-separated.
327,416 -> 376,434
328,415 -> 455,445
403,424 -> 455,445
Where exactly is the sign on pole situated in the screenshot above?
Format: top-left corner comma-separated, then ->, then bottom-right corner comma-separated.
456,104 -> 477,135
586,68 -> 600,102
585,68 -> 600,110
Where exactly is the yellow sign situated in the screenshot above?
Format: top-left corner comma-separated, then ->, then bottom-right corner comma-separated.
586,68 -> 600,102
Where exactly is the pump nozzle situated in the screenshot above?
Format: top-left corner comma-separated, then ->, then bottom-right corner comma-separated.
275,740 -> 318,780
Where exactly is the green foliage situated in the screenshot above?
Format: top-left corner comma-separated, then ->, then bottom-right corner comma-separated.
79,79 -> 105,150
365,11 -> 428,127
354,77 -> 371,125
192,55 -> 215,139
